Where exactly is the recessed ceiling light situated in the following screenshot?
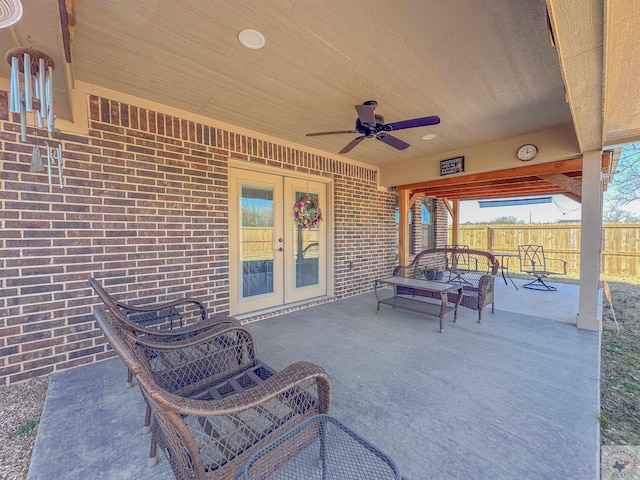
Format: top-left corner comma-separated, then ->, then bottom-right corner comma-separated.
238,29 -> 265,49
422,133 -> 436,140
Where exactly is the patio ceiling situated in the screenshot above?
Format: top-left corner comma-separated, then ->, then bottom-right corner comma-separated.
0,1 -> 637,188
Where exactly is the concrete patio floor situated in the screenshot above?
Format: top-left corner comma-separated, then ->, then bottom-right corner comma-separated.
28,279 -> 600,480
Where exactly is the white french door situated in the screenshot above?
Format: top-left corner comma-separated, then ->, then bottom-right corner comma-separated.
228,168 -> 328,315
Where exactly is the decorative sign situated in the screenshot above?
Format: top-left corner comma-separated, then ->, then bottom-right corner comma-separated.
440,156 -> 464,176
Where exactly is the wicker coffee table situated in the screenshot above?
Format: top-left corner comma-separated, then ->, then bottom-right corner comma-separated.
234,414 -> 400,479
374,276 -> 463,332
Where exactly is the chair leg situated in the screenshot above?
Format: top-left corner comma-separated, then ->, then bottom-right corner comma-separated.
523,277 -> 557,291
148,436 -> 158,467
143,404 -> 151,434
127,368 -> 134,388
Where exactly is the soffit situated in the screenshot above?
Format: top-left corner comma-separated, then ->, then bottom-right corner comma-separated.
0,0 -> 635,188
602,0 -> 640,146
0,0 -> 572,170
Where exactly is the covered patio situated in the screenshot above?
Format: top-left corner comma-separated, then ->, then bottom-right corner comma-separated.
28,281 -> 599,480
1,0 -> 638,389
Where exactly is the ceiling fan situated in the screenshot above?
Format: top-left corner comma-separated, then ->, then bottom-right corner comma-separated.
306,100 -> 440,154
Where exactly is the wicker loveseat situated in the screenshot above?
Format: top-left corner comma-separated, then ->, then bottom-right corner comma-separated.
93,305 -> 332,479
392,247 -> 499,322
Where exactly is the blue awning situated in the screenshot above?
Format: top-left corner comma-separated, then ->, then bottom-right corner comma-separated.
478,197 -> 552,208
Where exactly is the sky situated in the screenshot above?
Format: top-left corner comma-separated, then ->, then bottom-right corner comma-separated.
457,194 -> 582,224
457,143 -> 640,224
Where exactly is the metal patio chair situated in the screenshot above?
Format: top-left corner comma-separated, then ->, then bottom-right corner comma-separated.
444,244 -> 478,285
518,244 -> 567,291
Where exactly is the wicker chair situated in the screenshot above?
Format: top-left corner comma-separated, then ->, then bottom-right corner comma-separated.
89,277 -> 240,387
393,247 -> 499,322
93,306 -> 332,478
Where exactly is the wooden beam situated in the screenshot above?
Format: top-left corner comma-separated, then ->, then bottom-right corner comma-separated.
441,197 -> 455,217
418,184 -> 568,200
539,174 -> 582,201
408,192 -> 420,208
397,158 -> 583,191
58,0 -> 72,63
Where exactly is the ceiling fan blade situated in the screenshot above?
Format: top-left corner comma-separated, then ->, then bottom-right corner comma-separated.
384,115 -> 441,131
376,133 -> 410,150
306,130 -> 358,137
339,135 -> 366,154
355,104 -> 376,125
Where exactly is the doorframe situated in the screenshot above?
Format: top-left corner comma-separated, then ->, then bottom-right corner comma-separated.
227,159 -> 335,309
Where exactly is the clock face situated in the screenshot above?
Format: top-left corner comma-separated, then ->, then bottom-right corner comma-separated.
517,144 -> 538,161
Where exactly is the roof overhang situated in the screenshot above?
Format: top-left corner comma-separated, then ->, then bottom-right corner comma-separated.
395,151 -> 617,203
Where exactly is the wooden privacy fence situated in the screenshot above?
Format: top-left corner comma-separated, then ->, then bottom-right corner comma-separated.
444,223 -> 640,278
242,227 -> 318,261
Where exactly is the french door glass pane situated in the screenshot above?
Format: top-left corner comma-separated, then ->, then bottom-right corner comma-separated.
241,185 -> 274,298
294,191 -> 320,288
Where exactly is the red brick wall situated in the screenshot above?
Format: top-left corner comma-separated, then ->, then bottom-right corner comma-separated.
434,200 -> 449,247
0,92 -> 410,385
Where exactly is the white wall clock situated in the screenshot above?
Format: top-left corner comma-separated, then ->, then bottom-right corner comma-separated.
517,144 -> 538,161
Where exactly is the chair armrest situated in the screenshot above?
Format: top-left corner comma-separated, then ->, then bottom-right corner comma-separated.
125,314 -> 240,339
393,265 -> 414,277
545,257 -> 567,274
115,296 -> 207,319
477,274 -> 494,295
132,323 -> 255,351
142,360 -> 332,417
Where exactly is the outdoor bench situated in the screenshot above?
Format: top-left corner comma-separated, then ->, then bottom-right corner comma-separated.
392,247 -> 499,322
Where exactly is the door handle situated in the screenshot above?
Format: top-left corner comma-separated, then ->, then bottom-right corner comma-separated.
277,247 -> 284,252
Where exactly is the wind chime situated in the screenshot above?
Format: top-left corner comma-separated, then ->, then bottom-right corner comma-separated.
6,46 -> 63,186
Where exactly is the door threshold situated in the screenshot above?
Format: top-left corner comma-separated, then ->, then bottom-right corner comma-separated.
235,296 -> 336,323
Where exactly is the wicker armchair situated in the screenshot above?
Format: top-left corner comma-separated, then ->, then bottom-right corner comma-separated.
393,247 -> 499,322
93,306 -> 332,478
89,277 -> 239,387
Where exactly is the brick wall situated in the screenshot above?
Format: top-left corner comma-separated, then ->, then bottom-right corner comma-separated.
434,200 -> 449,247
0,92 -> 413,385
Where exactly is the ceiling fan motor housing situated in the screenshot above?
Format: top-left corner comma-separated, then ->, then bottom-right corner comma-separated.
356,114 -> 385,137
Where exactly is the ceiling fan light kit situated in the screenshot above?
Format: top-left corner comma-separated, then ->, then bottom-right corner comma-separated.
306,100 -> 440,154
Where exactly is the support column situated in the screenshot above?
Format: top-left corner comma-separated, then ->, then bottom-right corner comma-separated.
578,150 -> 603,331
398,189 -> 410,267
451,199 -> 460,245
